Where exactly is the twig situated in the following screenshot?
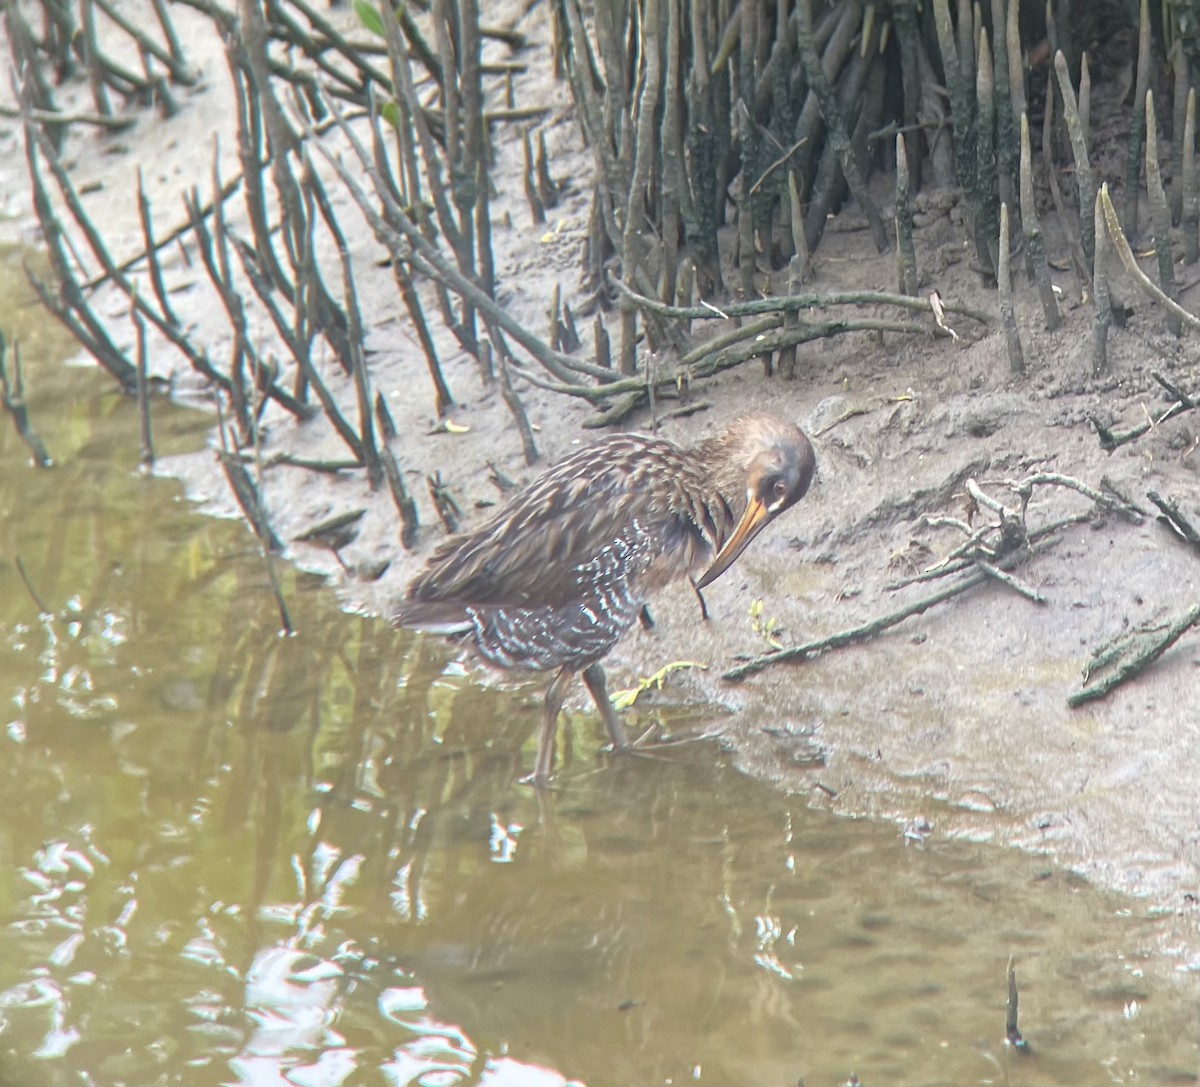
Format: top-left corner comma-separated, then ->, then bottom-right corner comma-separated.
0,103 -> 134,128
610,276 -> 993,326
726,538 -> 1064,682
1091,383 -> 1198,451
229,452 -> 360,472
724,563 -> 999,681
1146,490 -> 1200,551
14,555 -> 52,616
975,558 -> 1045,603
22,116 -> 138,392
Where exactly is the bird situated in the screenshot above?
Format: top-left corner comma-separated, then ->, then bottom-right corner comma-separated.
393,412 -> 816,785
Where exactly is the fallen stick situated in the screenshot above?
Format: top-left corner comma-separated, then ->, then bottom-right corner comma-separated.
0,103 -> 135,128
887,513 -> 1088,590
611,275 -> 993,327
975,559 -> 1046,603
724,568 -> 988,681
1069,604 -> 1200,707
724,540 -> 1058,682
1091,371 -> 1200,452
1146,491 -> 1200,552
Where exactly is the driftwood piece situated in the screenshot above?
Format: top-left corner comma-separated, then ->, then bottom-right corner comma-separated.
1069,605 -> 1200,708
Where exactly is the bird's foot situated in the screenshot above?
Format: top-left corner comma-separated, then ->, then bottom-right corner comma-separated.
603,720 -> 668,759
518,768 -> 556,789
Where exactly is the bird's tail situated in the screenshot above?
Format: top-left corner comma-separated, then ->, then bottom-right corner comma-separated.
392,599 -> 474,636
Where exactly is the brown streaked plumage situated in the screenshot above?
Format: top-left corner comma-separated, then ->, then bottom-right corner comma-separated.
394,413 -> 816,785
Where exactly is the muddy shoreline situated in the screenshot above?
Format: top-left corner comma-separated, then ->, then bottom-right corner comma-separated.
2,0 -> 1199,962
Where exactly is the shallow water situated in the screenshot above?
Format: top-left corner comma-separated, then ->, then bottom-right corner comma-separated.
1,249 -> 1198,1087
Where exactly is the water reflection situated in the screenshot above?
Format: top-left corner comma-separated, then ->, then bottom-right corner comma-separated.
0,251 -> 1198,1087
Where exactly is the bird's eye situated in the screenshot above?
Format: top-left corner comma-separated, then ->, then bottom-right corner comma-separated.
772,479 -> 788,505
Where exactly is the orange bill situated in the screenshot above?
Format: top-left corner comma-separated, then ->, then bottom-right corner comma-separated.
695,496 -> 770,589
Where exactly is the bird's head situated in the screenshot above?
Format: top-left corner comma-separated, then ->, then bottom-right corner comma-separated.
695,414 -> 815,589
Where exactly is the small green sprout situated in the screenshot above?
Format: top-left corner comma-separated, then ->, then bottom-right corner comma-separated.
610,660 -> 708,711
748,598 -> 784,650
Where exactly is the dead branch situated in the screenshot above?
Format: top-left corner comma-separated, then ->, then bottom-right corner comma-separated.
1069,604 -> 1200,708
724,542 -> 1054,682
912,470 -> 1141,588
611,276 -> 993,327
974,559 -> 1045,604
1147,491 -> 1200,553
1091,371 -> 1200,452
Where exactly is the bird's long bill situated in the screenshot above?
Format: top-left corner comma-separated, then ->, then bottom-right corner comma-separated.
695,496 -> 770,589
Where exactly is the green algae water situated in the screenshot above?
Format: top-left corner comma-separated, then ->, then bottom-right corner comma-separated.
0,245 -> 1198,1087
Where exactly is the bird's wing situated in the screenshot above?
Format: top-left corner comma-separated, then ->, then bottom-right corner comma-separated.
402,436 -> 710,614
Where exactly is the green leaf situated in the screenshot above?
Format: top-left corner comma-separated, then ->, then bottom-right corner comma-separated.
353,0 -> 385,38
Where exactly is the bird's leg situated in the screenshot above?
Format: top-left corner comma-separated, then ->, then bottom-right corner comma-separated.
582,663 -> 632,753
529,665 -> 575,786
